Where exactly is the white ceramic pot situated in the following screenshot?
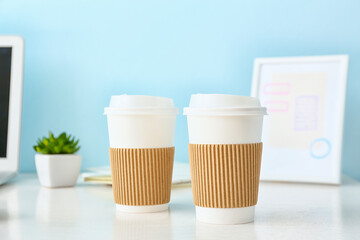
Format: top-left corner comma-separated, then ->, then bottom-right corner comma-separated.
35,154 -> 82,188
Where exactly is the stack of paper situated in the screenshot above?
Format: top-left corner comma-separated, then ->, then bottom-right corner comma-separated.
82,162 -> 191,187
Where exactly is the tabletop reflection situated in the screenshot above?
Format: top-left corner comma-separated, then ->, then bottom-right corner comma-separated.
195,221 -> 257,240
113,210 -> 173,240
36,187 -> 81,223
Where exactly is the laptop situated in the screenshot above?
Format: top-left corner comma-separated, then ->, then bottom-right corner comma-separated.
0,36 -> 24,185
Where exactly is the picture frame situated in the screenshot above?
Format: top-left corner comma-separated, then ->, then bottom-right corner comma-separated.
251,55 -> 349,184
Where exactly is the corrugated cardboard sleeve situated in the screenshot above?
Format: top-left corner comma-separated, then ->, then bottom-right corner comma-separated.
189,143 -> 263,208
109,147 -> 175,206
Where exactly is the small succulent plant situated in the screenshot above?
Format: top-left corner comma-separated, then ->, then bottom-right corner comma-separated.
33,131 -> 80,154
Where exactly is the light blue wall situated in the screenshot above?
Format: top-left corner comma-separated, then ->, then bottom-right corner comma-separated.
1,0 -> 360,179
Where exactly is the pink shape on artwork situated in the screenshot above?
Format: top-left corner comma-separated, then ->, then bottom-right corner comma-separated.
263,100 -> 289,113
263,83 -> 291,95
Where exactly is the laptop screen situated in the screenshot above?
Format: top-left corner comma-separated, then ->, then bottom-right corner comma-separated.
0,47 -> 12,158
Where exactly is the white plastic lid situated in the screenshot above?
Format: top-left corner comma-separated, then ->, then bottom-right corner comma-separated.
104,95 -> 179,115
183,94 -> 267,116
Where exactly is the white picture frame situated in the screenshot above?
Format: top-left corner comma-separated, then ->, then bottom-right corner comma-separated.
251,55 -> 349,184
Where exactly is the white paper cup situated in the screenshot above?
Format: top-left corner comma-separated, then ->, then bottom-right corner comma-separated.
105,95 -> 178,213
184,94 -> 266,224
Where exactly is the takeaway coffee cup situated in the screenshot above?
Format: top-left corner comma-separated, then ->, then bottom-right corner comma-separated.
184,94 -> 267,224
104,95 -> 178,213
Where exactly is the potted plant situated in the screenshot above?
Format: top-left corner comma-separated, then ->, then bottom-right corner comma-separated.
33,131 -> 81,188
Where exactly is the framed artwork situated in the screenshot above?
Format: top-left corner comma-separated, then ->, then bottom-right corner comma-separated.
251,55 -> 349,184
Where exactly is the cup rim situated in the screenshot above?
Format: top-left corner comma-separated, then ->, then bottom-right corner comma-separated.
104,107 -> 179,115
183,107 -> 267,116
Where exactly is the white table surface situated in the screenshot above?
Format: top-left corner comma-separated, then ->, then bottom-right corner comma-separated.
0,174 -> 359,240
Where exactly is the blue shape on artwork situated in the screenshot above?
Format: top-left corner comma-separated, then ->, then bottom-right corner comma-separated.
310,138 -> 332,159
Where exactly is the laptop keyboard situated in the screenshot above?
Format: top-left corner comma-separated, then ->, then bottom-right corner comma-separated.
0,172 -> 12,179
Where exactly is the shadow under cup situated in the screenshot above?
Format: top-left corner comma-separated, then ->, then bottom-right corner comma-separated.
104,95 -> 178,213
184,94 -> 267,224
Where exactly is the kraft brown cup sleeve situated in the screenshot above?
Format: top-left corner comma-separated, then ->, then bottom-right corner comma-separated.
109,147 -> 175,206
188,143 -> 263,208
